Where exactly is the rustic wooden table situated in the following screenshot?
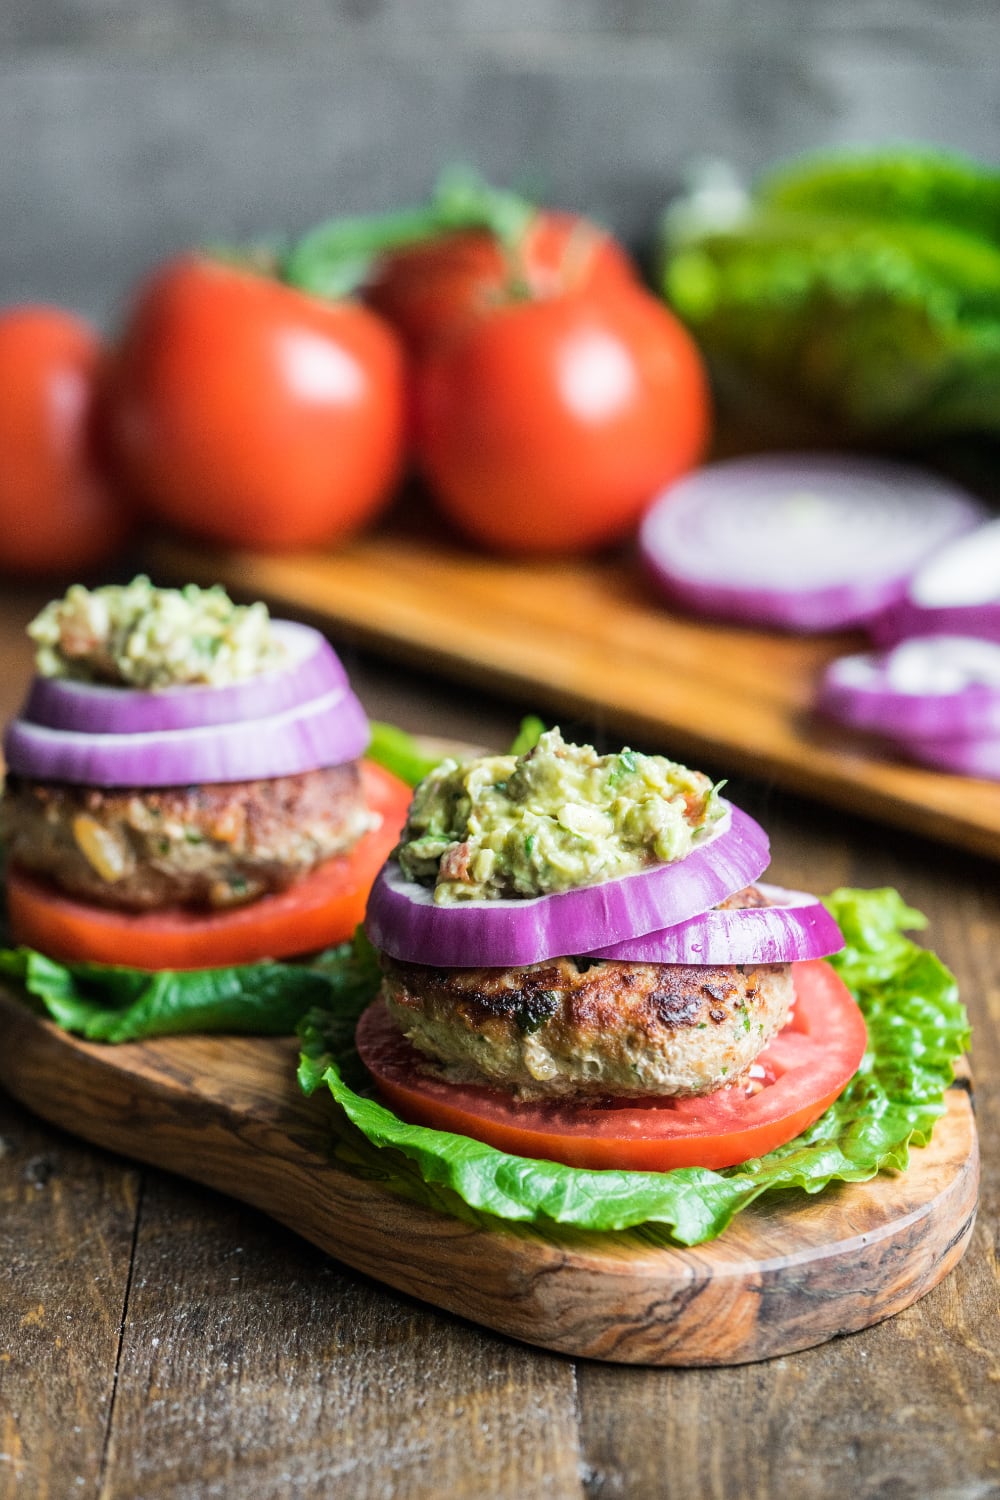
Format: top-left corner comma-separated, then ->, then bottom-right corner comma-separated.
1,581 -> 998,1500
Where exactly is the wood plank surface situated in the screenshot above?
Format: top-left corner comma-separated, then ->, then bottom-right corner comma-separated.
150,520 -> 1000,862
0,987 -> 979,1369
0,1089 -> 139,1497
98,1175 -> 583,1500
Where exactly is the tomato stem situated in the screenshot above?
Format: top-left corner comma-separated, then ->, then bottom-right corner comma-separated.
282,165 -> 537,300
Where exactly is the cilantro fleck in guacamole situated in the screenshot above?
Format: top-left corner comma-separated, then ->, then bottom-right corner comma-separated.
28,577 -> 286,689
396,727 -> 724,903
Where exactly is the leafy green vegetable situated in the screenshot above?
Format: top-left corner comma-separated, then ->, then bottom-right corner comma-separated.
661,147 -> 1000,444
758,149 -> 1000,243
283,165 -> 537,301
298,888 -> 969,1246
0,936 -> 380,1045
366,720 -> 443,788
508,715 -> 547,755
368,715 -> 546,787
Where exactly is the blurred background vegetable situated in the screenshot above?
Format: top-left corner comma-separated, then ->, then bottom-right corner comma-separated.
3,92 -> 1000,577
413,279 -> 711,553
101,255 -> 406,551
91,167 -> 703,559
364,212 -> 637,358
661,148 -> 1000,452
0,308 -> 130,577
284,165 -> 639,356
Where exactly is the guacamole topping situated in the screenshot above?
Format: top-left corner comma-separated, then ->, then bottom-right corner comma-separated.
396,728 -> 724,904
28,577 -> 286,689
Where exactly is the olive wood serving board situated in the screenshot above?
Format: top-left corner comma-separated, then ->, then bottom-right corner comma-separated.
149,522 -> 1000,862
0,987 -> 978,1367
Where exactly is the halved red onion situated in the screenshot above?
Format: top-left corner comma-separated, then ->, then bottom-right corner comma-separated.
365,803 -> 770,969
869,519 -> 1000,647
638,454 -> 986,632
20,620 -> 348,735
819,635 -> 1000,741
584,882 -> 843,965
3,685 -> 369,787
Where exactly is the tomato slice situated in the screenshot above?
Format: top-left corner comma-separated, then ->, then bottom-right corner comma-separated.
6,761 -> 411,971
356,960 -> 867,1172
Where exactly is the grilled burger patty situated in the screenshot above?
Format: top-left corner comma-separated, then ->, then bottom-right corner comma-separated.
380,948 -> 794,1100
1,762 -> 373,911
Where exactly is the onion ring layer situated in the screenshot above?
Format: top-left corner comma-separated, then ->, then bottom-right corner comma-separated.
585,882 -> 843,964
20,619 -> 348,734
365,802 -> 770,968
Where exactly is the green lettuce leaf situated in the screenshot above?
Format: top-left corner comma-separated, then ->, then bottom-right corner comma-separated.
660,146 -> 1000,444
757,149 -> 1000,244
298,887 -> 969,1246
367,715 -> 547,784
0,935 -> 381,1045
507,715 -> 548,756
366,720 -> 443,788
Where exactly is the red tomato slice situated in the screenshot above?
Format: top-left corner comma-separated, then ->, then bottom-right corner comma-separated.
356,960 -> 867,1172
6,761 -> 411,971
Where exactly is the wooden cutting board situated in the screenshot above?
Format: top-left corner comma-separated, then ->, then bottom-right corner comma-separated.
149,519 -> 1000,863
0,986 -> 978,1367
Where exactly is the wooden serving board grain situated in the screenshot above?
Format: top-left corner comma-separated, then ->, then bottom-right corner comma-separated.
148,521 -> 1000,863
0,987 -> 978,1367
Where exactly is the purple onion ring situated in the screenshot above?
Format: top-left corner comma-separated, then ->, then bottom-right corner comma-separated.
639,453 -> 985,633
818,636 -> 1000,742
3,684 -> 370,787
585,882 -> 843,964
364,802 -> 770,969
20,620 -> 348,734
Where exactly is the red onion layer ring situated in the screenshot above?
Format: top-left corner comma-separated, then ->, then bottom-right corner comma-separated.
3,685 -> 370,787
891,732 -> 1000,780
584,882 -> 843,964
639,454 -> 985,633
364,803 -> 770,969
20,620 -> 348,734
819,636 -> 1000,741
869,518 -> 1000,647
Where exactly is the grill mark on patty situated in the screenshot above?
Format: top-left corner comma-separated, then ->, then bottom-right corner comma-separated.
650,987 -> 703,1027
383,954 -> 774,1039
424,964 -> 568,1029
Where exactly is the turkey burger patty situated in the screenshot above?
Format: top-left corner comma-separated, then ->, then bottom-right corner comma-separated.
381,912 -> 793,1101
1,761 -> 373,912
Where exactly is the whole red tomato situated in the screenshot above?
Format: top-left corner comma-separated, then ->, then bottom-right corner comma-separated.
365,211 -> 638,359
103,256 -> 405,551
0,307 -> 128,577
413,284 -> 711,554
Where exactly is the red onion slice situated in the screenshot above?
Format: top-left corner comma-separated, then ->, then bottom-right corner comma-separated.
638,454 -> 986,632
890,731 -> 1000,780
870,518 -> 1000,646
819,635 -> 1000,740
20,620 -> 348,734
365,802 -> 770,969
3,685 -> 370,787
584,883 -> 843,964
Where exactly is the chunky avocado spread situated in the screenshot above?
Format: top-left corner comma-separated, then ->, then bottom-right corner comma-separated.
28,577 -> 286,689
396,727 -> 724,904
